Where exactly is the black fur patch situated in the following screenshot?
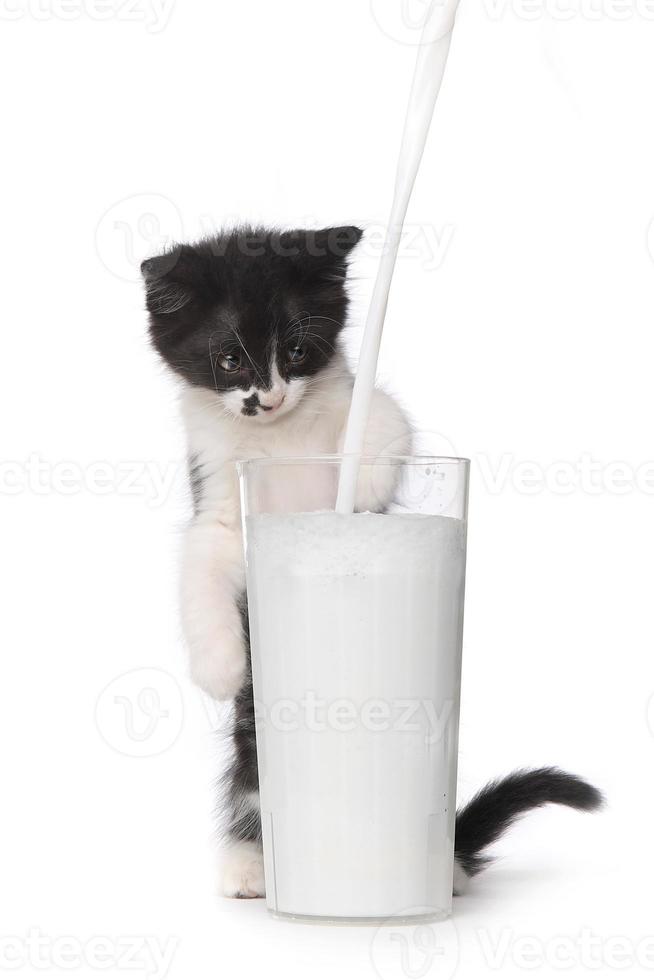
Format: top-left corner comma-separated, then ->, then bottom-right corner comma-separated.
141,225 -> 363,395
221,597 -> 262,845
241,393 -> 260,417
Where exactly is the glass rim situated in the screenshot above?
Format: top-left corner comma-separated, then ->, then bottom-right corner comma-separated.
237,453 -> 470,470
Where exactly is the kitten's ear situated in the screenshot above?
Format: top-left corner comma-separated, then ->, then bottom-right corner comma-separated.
312,225 -> 364,259
141,245 -> 209,316
286,225 -> 363,284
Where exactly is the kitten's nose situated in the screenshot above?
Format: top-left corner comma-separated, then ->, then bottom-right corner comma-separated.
259,390 -> 286,412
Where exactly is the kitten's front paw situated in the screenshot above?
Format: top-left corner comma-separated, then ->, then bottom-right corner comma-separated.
189,627 -> 246,701
221,841 -> 265,899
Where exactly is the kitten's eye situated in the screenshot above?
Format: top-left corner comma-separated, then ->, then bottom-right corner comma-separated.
288,346 -> 307,365
218,352 -> 241,373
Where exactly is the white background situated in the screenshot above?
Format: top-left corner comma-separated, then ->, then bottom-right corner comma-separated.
1,0 -> 653,978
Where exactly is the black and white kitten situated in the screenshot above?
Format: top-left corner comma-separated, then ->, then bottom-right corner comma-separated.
142,226 -> 601,899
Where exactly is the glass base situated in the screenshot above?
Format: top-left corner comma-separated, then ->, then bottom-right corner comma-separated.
269,908 -> 451,927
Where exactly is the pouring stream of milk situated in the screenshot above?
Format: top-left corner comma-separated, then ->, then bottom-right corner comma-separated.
335,0 -> 462,513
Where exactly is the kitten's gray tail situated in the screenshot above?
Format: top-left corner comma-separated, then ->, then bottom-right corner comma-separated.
453,767 -> 603,888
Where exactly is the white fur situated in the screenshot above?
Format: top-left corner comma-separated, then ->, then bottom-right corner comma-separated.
179,350 -> 412,702
452,859 -> 470,896
221,840 -> 266,899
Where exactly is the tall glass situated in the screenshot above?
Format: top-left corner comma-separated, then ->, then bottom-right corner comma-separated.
238,455 -> 469,923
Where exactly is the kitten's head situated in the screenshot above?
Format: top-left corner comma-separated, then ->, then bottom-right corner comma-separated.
141,225 -> 362,422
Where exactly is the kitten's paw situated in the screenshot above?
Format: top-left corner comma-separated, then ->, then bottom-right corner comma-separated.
189,628 -> 246,701
221,841 -> 265,899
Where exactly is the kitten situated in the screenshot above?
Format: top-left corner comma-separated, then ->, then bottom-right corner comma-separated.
142,225 -> 410,702
142,226 -> 602,899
